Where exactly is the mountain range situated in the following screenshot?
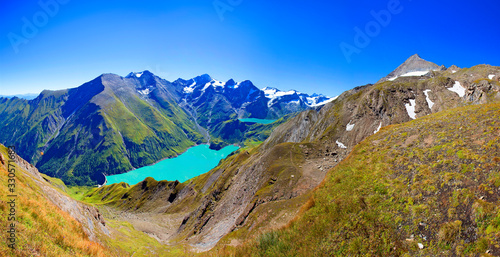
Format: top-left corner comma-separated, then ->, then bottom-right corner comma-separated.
0,72 -> 333,185
1,55 -> 500,256
0,93 -> 39,100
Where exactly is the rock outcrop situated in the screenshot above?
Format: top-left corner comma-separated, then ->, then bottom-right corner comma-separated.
7,147 -> 109,242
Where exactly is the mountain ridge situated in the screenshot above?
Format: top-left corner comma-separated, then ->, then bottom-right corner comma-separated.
0,71 -> 332,185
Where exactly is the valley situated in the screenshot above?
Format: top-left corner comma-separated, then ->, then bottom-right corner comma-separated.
0,72 -> 328,186
1,55 -> 500,256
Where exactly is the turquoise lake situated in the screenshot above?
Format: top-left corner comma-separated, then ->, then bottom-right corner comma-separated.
239,118 -> 277,124
105,144 -> 240,186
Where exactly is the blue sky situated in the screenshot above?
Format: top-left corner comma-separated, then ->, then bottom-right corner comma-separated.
1,0 -> 499,96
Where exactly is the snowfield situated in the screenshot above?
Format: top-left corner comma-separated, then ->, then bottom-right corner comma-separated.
374,122 -> 382,134
423,90 -> 434,109
447,81 -> 466,97
405,99 -> 417,120
336,140 -> 347,149
346,121 -> 355,131
400,71 -> 430,77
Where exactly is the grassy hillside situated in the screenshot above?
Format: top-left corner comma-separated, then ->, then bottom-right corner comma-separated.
216,101 -> 500,256
0,74 -> 206,186
0,145 -> 112,256
209,113 -> 295,149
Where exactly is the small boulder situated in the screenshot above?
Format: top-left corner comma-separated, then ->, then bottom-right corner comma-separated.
0,153 -> 4,165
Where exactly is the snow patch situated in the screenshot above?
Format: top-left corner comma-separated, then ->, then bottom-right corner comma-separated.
263,87 -> 334,107
138,88 -> 151,95
451,70 -> 457,73
308,96 -> 337,107
336,140 -> 347,149
447,81 -> 466,97
418,243 -> 424,249
262,87 -> 278,98
346,120 -> 355,131
183,81 -> 196,94
374,122 -> 382,134
201,79 -> 226,91
275,90 -> 296,97
262,87 -> 296,98
388,70 -> 436,81
135,72 -> 143,78
400,71 -> 430,77
423,90 -> 434,109
263,87 -> 298,107
489,74 -> 496,80
212,79 -> 224,87
405,99 -> 417,120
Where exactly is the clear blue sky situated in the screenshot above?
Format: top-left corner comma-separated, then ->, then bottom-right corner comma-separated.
1,0 -> 499,96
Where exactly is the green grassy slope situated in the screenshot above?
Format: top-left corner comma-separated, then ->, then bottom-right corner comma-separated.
209,113 -> 295,149
0,92 -> 68,163
0,145 -> 112,257
0,74 -> 206,186
220,101 -> 500,256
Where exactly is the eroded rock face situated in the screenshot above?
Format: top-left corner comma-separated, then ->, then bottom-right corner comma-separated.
38,182 -> 109,241
464,80 -> 500,104
10,150 -> 109,242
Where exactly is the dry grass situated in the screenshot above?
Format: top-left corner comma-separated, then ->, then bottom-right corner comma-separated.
0,145 -> 113,257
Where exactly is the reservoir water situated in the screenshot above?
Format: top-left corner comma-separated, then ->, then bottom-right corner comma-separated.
105,144 -> 240,186
239,118 -> 277,124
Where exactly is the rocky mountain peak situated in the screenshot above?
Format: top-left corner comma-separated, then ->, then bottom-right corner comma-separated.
194,74 -> 212,83
225,79 -> 237,88
407,53 -> 422,61
237,80 -> 255,88
378,54 -> 445,83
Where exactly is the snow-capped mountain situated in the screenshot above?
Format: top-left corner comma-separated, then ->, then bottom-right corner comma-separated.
262,87 -> 336,108
156,74 -> 336,124
121,72 -> 336,129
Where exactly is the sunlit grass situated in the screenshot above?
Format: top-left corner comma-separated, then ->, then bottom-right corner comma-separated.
0,146 -> 113,256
